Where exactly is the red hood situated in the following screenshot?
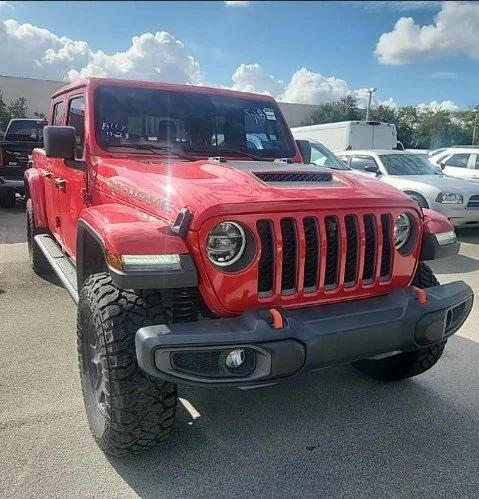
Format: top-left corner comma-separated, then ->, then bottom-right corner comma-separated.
94,156 -> 418,230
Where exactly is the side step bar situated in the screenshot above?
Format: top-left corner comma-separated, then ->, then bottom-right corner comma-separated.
34,234 -> 79,304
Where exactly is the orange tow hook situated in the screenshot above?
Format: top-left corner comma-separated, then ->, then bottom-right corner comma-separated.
412,286 -> 428,305
269,308 -> 284,330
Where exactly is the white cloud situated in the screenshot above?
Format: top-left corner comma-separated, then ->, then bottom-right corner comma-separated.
231,63 -> 283,96
281,67 -> 350,104
0,19 -> 203,84
376,1 -> 479,64
0,1 -> 14,8
225,1 -> 250,6
417,100 -> 459,112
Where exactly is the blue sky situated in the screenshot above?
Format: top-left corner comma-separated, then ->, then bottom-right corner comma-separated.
1,1 -> 478,109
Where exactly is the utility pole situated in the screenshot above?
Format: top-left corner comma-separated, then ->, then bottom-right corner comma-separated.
365,87 -> 377,122
472,107 -> 478,145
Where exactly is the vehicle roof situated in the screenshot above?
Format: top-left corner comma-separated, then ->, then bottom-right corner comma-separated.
51,77 -> 278,102
441,146 -> 479,153
8,118 -> 45,122
339,149 -> 410,155
292,120 -> 394,131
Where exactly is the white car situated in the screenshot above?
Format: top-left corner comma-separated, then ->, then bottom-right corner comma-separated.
337,150 -> 479,228
428,146 -> 479,181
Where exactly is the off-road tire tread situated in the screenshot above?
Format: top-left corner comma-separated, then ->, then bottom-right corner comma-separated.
353,263 -> 446,381
77,272 -> 178,456
26,198 -> 50,277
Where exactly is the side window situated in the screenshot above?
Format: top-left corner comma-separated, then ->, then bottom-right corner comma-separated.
444,153 -> 469,168
475,155 -> 479,170
52,101 -> 64,126
337,155 -> 350,165
67,96 -> 85,159
350,156 -> 378,171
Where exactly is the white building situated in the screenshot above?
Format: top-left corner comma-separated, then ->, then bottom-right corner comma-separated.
0,74 -> 319,128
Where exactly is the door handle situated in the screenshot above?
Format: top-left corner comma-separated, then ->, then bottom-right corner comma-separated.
53,177 -> 66,189
41,171 -> 52,179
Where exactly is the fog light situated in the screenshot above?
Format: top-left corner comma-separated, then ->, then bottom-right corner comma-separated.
225,349 -> 245,369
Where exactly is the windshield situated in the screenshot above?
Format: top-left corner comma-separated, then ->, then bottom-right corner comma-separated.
309,141 -> 349,170
380,154 -> 440,175
95,86 -> 296,159
5,120 -> 44,142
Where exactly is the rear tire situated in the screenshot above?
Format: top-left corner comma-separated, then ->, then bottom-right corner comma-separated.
352,263 -> 446,381
0,189 -> 16,208
26,199 -> 50,277
77,272 -> 180,456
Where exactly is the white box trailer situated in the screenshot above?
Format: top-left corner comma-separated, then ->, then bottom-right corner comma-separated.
291,120 -> 400,152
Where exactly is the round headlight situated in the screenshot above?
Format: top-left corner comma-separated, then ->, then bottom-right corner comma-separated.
206,221 -> 246,266
394,213 -> 411,250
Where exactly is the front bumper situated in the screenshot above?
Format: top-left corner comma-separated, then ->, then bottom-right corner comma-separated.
431,202 -> 479,227
136,282 -> 473,387
0,177 -> 24,190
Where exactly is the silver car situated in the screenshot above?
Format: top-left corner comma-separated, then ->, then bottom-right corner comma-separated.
338,150 -> 479,228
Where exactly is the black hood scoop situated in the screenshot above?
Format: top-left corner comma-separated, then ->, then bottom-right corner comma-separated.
253,171 -> 332,183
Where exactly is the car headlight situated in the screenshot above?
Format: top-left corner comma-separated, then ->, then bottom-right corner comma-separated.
436,192 -> 463,204
206,221 -> 246,266
394,213 -> 412,250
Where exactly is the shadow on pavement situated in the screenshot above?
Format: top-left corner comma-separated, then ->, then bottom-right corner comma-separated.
428,254 -> 479,274
109,335 -> 479,498
0,206 -> 27,244
455,228 -> 479,245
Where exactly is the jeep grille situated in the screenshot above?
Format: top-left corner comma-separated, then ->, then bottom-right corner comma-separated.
256,213 -> 394,296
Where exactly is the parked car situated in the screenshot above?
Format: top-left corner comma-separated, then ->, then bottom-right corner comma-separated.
0,118 -> 46,208
291,120 -> 401,152
25,78 -> 472,455
338,150 -> 479,228
428,146 -> 479,181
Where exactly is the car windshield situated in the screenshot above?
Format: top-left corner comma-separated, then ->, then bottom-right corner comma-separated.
310,141 -> 349,170
95,85 -> 296,159
6,121 -> 45,142
380,154 -> 440,175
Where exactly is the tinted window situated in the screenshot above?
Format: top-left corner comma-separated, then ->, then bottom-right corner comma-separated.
310,142 -> 349,170
444,153 -> 469,168
95,85 -> 295,159
350,156 -> 378,171
67,96 -> 85,158
475,155 -> 479,169
52,101 -> 64,126
380,154 -> 439,175
5,120 -> 44,142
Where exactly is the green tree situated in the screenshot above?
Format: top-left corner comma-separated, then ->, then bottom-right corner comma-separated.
0,93 -> 29,130
414,110 -> 470,149
301,95 -> 361,125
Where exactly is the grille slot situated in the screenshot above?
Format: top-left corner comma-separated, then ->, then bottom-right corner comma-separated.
171,351 -> 221,375
380,214 -> 393,278
281,218 -> 297,292
303,217 -> 319,290
324,216 -> 339,288
257,220 -> 274,294
467,195 -> 479,208
362,215 -> 377,282
344,215 -> 358,286
254,172 -> 332,183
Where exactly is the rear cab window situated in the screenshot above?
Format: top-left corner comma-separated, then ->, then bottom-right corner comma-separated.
5,120 -> 45,143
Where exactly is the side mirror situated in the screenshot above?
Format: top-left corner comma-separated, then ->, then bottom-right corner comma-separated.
44,126 -> 75,160
295,139 -> 311,164
439,161 -> 446,170
364,164 -> 379,174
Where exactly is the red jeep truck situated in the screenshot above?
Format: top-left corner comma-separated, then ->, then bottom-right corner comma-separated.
25,78 -> 473,456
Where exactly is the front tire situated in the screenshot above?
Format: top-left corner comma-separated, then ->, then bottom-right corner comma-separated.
352,263 -> 446,381
77,272 -> 179,456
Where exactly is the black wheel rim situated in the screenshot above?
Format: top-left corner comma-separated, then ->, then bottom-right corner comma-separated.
81,312 -> 108,436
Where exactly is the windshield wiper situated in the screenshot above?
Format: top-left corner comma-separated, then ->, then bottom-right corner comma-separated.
104,143 -> 195,162
211,149 -> 264,161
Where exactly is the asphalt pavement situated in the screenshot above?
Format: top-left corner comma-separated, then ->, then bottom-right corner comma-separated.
1,206 -> 479,498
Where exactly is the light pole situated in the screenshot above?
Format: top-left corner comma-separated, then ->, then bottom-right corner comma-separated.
472,107 -> 478,145
365,87 -> 377,121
